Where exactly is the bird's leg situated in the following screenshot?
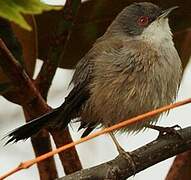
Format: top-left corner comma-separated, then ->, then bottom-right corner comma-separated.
145,124 -> 183,139
109,132 -> 126,154
109,132 -> 136,174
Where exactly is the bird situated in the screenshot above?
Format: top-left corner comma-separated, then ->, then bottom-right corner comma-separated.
6,1 -> 182,157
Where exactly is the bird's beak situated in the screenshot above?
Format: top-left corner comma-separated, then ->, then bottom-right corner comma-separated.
158,6 -> 178,19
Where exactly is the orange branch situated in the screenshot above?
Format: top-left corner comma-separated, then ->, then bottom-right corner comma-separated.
1,97 -> 191,180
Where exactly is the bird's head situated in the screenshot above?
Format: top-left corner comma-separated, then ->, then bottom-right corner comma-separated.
107,2 -> 178,43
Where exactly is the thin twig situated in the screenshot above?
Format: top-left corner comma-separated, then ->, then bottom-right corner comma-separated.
1,97 -> 191,179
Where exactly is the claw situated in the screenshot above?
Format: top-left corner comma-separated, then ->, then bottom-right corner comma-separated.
119,149 -> 136,175
146,124 -> 183,139
109,132 -> 136,175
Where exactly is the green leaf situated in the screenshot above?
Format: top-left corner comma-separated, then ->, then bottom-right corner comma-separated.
0,0 -> 61,31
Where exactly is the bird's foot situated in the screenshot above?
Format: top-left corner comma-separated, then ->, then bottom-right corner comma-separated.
117,146 -> 136,175
146,124 -> 183,139
109,132 -> 136,174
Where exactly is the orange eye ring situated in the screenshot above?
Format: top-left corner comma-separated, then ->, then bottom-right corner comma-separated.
137,16 -> 149,27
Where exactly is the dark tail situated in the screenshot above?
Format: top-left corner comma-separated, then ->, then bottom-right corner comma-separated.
5,109 -> 59,144
5,80 -> 90,144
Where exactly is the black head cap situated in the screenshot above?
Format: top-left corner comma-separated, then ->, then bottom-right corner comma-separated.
109,2 -> 162,36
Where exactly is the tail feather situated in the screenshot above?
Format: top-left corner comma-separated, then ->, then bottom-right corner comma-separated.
5,109 -> 59,144
5,80 -> 90,145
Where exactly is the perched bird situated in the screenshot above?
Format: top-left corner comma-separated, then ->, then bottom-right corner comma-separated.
6,2 -> 182,153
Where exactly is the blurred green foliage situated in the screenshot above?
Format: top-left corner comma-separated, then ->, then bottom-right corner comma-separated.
0,0 -> 61,30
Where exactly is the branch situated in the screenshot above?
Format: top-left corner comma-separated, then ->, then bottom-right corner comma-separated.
1,97 -> 191,179
58,126 -> 191,180
23,110 -> 58,180
0,38 -> 58,179
50,128 -> 82,174
35,0 -> 82,173
166,150 -> 191,180
35,0 -> 81,98
0,38 -> 49,112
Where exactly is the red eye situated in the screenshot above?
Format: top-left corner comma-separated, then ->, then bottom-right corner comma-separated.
137,16 -> 149,26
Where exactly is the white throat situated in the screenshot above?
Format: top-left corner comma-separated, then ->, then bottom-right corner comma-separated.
140,18 -> 173,45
